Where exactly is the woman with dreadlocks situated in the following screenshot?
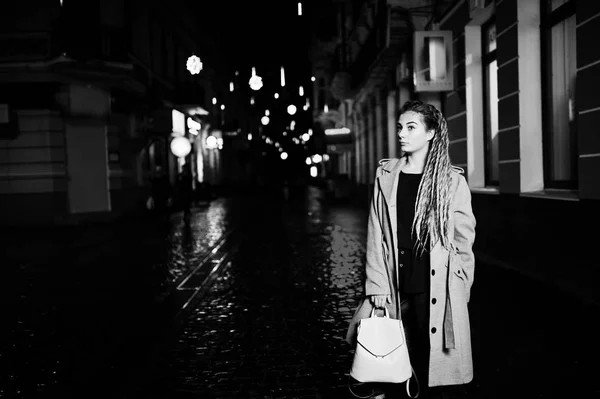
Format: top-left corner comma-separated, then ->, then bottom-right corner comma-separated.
346,100 -> 476,399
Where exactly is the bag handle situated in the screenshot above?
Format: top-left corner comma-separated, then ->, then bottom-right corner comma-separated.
369,306 -> 389,318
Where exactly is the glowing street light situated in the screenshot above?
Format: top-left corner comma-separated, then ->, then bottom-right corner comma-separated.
186,55 -> 203,75
206,135 -> 218,149
249,67 -> 263,91
170,137 -> 191,158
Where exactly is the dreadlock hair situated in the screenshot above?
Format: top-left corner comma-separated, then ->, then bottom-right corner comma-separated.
398,100 -> 452,255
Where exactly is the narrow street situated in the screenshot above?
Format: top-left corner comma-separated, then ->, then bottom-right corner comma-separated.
3,186 -> 599,398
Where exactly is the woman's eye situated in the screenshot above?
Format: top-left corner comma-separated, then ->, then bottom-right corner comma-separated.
408,126 -> 414,131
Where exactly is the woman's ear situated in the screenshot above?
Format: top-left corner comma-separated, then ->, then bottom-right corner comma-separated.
426,129 -> 435,142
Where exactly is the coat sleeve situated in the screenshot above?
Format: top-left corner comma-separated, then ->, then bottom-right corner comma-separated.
453,175 -> 476,302
365,167 -> 390,297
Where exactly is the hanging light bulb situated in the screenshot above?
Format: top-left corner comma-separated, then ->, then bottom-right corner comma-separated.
274,93 -> 279,99
287,104 -> 297,115
249,66 -> 263,91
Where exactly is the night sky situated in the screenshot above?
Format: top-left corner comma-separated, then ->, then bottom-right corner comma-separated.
188,0 -> 331,82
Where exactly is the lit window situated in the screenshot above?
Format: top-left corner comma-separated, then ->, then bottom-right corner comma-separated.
482,19 -> 499,186
542,0 -> 577,188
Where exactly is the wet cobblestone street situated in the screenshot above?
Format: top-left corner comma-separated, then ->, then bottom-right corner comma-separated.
147,187 -> 368,398
2,186 -> 599,398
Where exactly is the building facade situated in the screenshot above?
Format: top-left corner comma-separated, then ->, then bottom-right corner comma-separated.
0,0 -> 224,226
312,0 -> 600,304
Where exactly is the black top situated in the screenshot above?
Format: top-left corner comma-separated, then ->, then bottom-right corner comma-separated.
396,172 -> 430,295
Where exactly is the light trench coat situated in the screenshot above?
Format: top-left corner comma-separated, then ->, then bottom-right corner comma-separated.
346,157 -> 476,387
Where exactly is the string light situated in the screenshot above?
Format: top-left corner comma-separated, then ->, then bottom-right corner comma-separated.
299,86 -> 304,96
298,2 -> 302,16
280,66 -> 286,87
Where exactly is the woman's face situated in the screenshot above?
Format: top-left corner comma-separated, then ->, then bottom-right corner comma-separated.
397,111 -> 434,155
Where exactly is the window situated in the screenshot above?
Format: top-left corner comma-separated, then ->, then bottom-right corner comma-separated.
482,18 -> 499,186
541,0 -> 577,188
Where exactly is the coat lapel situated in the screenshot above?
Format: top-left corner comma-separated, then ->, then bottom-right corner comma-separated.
377,158 -> 405,293
378,157 -> 405,208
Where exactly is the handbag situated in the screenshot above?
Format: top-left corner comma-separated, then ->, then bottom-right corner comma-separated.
349,306 -> 419,398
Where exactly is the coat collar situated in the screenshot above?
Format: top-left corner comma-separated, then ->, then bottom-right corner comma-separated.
378,157 -> 406,208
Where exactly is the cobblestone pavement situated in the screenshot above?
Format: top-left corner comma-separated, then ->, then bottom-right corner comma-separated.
1,198 -> 238,398
143,186 -> 600,399
3,186 -> 599,398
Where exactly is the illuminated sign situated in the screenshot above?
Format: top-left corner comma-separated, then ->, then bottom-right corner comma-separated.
325,127 -> 351,135
187,117 -> 201,135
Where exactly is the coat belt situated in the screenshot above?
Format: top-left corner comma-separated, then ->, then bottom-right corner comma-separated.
444,296 -> 456,349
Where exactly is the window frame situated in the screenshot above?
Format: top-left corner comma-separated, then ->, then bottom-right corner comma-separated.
481,17 -> 499,187
540,0 -> 578,190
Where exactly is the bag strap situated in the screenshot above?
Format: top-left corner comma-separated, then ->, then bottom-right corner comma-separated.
406,366 -> 420,398
347,377 -> 379,399
347,368 -> 420,399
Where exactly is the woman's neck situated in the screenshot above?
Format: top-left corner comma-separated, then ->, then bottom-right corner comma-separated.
403,149 -> 428,174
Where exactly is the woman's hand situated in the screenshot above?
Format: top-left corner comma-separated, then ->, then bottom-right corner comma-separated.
370,295 -> 391,308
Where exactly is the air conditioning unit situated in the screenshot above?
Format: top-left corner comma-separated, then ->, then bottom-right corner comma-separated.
396,53 -> 410,83
469,0 -> 485,11
469,0 -> 494,21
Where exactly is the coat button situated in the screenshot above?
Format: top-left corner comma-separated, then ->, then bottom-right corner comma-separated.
400,250 -> 405,255
431,269 -> 435,276
431,298 -> 437,305
431,327 -> 437,334
457,270 -> 461,274
399,263 -> 404,267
